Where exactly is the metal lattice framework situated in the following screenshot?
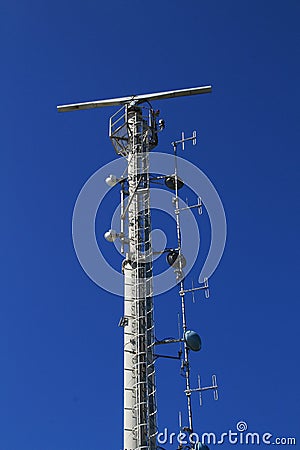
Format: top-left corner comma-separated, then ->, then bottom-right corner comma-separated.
121,106 -> 158,450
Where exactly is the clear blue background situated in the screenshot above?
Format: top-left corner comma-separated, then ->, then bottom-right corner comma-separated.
1,1 -> 299,449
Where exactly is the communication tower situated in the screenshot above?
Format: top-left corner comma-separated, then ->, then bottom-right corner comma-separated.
58,85 -> 219,450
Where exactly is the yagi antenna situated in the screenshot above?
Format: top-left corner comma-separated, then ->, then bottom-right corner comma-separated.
57,85 -> 212,112
185,374 -> 219,407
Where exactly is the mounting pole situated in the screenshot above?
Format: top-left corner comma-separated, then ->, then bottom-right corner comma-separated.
172,140 -> 194,433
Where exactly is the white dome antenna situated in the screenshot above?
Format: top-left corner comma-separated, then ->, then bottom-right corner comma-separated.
105,174 -> 119,187
104,229 -> 118,242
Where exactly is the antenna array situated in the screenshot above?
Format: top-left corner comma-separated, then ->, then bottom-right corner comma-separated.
57,85 -> 219,450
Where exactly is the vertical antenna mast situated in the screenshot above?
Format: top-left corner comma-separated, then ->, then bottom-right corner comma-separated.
169,132 -> 218,445
57,85 -> 212,450
172,137 -> 194,433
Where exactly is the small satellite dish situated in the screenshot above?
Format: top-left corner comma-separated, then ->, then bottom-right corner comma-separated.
164,174 -> 184,190
166,250 -> 186,268
104,229 -> 118,242
105,174 -> 119,187
185,330 -> 202,352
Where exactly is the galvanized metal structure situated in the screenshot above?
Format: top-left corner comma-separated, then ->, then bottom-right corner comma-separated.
57,85 -> 217,450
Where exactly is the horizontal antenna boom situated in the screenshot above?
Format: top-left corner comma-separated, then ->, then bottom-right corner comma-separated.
57,85 -> 212,113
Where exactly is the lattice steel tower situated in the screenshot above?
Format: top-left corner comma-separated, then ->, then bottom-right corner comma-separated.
57,85 -> 214,450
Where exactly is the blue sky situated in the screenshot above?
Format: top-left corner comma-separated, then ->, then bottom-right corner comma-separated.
1,1 -> 299,449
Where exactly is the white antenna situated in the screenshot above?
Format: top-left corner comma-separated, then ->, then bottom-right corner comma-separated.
172,130 -> 197,151
185,374 -> 219,406
57,85 -> 216,450
57,85 -> 212,112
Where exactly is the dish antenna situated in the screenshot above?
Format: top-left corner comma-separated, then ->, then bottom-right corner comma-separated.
58,85 -> 219,450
